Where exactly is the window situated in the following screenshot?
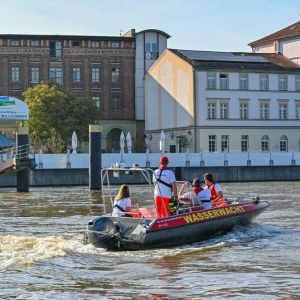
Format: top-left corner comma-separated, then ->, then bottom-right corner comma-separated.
112,68 -> 120,82
91,41 -> 100,48
92,96 -> 100,108
280,135 -> 288,152
220,103 -> 228,119
209,135 -> 216,152
239,74 -> 248,90
145,42 -> 158,59
72,41 -> 80,47
169,145 -> 176,153
260,75 -> 268,90
279,75 -> 287,91
207,103 -> 216,119
241,135 -> 248,152
296,104 -> 300,119
49,68 -> 63,85
31,67 -> 39,83
207,73 -> 216,89
111,95 -> 120,111
178,137 -> 186,153
72,68 -> 81,82
260,103 -> 269,119
219,74 -> 228,89
11,40 -> 20,46
296,76 -> 300,91
91,68 -> 100,82
30,40 -> 40,46
221,135 -> 229,152
261,135 -> 269,152
240,103 -> 248,119
50,41 -> 62,57
145,43 -> 157,52
279,103 -> 287,119
11,67 -> 20,82
111,42 -> 120,48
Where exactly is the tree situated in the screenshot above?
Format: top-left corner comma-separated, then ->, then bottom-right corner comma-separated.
23,82 -> 100,153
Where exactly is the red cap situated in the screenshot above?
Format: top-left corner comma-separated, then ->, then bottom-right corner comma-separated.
160,156 -> 169,165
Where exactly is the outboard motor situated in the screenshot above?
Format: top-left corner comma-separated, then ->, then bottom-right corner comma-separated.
86,216 -> 119,250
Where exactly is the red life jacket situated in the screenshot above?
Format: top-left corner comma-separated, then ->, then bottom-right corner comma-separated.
209,182 -> 218,200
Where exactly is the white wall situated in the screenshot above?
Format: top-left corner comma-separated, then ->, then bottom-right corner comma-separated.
252,43 -> 275,53
34,151 -> 300,169
135,31 -> 169,121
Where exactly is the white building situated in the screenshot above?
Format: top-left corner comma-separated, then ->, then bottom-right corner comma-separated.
122,29 -> 170,141
249,21 -> 300,65
145,49 -> 300,153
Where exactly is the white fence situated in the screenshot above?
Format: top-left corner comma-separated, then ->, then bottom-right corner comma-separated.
35,150 -> 300,169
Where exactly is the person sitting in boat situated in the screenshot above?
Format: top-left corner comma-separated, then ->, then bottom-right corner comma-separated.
153,156 -> 178,218
203,172 -> 228,207
112,184 -> 132,217
178,178 -> 212,209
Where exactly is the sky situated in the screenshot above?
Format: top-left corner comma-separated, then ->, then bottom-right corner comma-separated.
1,0 -> 300,52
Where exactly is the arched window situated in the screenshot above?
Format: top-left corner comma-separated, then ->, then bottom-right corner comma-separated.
280,135 -> 288,152
261,135 -> 269,152
106,128 -> 122,153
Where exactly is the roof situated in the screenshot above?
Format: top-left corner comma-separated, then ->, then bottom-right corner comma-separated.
135,29 -> 171,39
248,21 -> 300,46
0,134 -> 14,148
168,49 -> 300,73
0,33 -> 135,41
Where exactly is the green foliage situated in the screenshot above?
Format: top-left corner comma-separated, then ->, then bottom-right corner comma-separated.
46,128 -> 66,153
23,82 -> 100,153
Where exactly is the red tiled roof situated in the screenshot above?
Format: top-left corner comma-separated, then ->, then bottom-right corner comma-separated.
248,21 -> 300,46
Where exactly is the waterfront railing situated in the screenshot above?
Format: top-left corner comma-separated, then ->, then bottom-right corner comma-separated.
33,150 -> 300,169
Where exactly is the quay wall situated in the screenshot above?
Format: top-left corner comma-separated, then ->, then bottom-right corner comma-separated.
1,166 -> 300,187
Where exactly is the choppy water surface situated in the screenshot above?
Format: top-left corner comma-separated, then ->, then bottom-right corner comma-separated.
0,182 -> 299,299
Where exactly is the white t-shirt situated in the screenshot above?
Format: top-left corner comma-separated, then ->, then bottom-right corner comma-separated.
197,189 -> 212,210
112,197 -> 132,217
153,168 -> 176,198
180,191 -> 201,206
181,189 -> 211,208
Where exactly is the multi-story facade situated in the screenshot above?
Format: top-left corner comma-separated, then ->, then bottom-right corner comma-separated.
249,21 -> 300,65
0,30 -> 170,153
123,29 -> 170,147
145,49 -> 300,153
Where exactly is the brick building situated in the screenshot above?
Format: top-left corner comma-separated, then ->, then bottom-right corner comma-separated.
0,33 -> 136,152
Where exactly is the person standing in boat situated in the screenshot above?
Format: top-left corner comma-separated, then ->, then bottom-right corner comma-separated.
203,172 -> 227,207
178,178 -> 211,209
153,156 -> 178,218
112,184 -> 132,217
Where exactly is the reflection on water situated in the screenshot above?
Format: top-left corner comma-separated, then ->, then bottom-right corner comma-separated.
0,182 -> 300,299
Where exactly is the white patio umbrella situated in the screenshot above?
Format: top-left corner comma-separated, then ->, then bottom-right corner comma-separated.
160,130 -> 165,154
126,132 -> 132,153
71,131 -> 78,154
120,131 -> 125,162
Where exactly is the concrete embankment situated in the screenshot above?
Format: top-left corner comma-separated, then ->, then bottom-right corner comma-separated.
1,166 -> 300,188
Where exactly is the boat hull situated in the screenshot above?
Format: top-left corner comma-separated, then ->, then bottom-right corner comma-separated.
85,201 -> 270,251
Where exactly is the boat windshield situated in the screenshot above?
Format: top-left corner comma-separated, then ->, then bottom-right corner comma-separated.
100,166 -> 154,214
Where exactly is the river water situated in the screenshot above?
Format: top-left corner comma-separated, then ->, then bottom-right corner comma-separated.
0,181 -> 299,300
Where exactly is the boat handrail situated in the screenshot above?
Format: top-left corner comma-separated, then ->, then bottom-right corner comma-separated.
100,167 -> 155,214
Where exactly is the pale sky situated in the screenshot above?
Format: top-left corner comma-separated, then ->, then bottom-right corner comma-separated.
1,0 -> 300,52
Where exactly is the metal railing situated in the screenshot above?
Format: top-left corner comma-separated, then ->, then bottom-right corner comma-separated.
0,144 -> 32,162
